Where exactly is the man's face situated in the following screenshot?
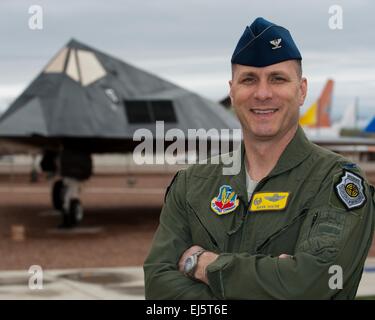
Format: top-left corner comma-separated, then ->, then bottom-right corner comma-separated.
229,60 -> 307,141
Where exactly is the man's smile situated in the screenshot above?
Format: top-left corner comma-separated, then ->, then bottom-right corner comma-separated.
249,108 -> 279,117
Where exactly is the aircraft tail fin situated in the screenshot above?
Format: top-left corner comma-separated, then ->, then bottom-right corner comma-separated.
338,97 -> 358,129
300,79 -> 334,128
299,102 -> 318,126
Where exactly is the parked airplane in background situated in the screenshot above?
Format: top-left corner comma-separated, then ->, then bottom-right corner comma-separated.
0,39 -> 239,228
364,115 -> 375,134
300,79 -> 333,129
300,80 -> 361,138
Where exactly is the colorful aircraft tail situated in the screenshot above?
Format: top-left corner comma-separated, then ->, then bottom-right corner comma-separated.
338,97 -> 358,129
300,79 -> 334,128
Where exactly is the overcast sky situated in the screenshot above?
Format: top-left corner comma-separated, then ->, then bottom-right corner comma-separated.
1,0 -> 374,120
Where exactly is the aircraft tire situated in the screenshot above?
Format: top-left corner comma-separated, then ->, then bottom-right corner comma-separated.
69,199 -> 83,226
52,179 -> 65,210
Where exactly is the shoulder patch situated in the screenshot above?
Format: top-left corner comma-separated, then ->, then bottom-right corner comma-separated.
342,162 -> 358,170
334,170 -> 367,210
341,162 -> 358,170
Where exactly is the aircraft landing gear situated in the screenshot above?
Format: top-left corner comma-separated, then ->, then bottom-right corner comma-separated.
51,148 -> 92,228
52,179 -> 66,210
52,177 -> 84,228
60,198 -> 83,228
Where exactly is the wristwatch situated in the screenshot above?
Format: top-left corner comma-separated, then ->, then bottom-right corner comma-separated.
183,249 -> 206,279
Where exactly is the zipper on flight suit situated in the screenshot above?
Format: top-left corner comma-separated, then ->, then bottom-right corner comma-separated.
308,212 -> 319,238
227,176 -> 271,258
226,177 -> 269,236
311,212 -> 319,227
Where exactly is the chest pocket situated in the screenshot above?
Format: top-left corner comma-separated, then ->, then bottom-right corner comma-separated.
255,208 -> 309,256
187,201 -> 222,252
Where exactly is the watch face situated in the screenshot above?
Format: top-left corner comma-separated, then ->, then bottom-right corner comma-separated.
184,256 -> 194,274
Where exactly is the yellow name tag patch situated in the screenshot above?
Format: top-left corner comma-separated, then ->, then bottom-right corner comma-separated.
249,192 -> 290,212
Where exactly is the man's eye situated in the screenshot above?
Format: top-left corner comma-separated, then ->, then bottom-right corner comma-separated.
271,76 -> 286,83
241,77 -> 256,84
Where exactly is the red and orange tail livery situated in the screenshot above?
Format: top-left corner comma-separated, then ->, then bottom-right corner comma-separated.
300,79 -> 334,128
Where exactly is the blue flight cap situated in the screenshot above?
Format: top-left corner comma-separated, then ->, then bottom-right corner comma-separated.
231,17 -> 302,67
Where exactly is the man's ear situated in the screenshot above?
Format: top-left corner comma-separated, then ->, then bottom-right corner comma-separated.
229,80 -> 234,103
299,77 -> 307,106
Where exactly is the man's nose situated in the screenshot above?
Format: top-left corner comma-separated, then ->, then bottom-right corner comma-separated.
253,80 -> 272,101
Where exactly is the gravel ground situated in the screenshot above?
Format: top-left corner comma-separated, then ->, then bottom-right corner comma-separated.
1,170 -> 374,271
0,172 -> 173,270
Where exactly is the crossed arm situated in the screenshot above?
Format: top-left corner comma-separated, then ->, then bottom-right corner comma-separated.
178,245 -> 292,284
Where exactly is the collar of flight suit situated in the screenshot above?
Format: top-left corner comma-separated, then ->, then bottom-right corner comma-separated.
228,126 -> 314,204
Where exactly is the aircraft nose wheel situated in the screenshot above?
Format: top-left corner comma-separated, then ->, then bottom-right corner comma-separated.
52,179 -> 66,210
60,199 -> 84,228
69,199 -> 84,225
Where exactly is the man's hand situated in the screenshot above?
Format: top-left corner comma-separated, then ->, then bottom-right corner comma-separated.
178,245 -> 219,285
178,250 -> 291,285
178,245 -> 203,272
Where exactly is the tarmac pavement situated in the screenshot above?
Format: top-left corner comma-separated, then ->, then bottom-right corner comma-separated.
0,266 -> 144,300
1,259 -> 375,300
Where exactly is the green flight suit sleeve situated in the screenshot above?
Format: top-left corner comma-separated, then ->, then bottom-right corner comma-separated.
206,166 -> 375,300
143,170 -> 217,299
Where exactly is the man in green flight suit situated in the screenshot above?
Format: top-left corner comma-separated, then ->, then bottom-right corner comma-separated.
143,17 -> 375,299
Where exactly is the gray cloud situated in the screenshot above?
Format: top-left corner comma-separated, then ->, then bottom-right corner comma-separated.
0,0 -> 374,119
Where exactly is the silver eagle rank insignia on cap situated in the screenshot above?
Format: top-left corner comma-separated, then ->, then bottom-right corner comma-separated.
270,38 -> 282,49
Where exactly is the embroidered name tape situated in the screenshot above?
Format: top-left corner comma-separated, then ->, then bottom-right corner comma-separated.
249,192 -> 290,212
